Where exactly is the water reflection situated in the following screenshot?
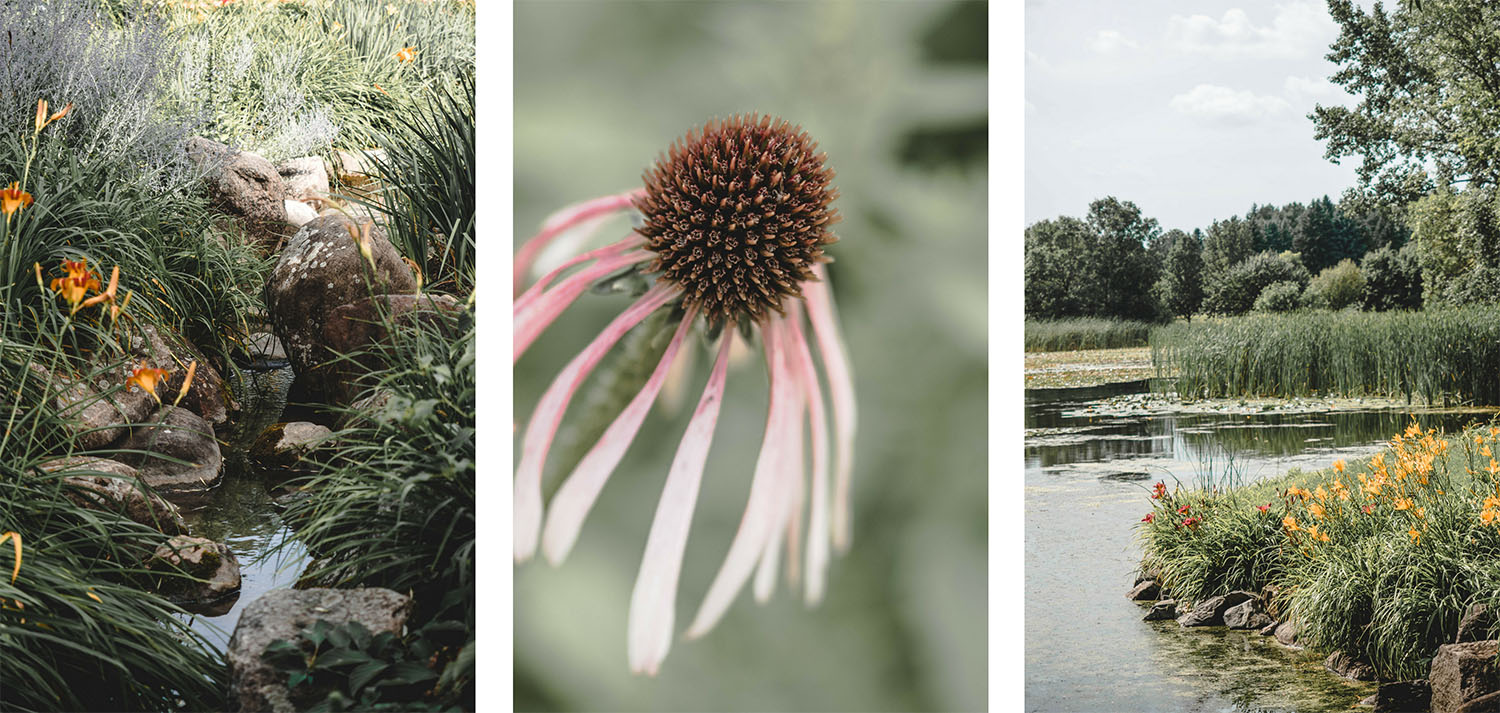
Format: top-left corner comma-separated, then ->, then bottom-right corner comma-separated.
1024,385 -> 1494,713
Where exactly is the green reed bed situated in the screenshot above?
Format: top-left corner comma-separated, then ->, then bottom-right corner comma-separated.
1024,317 -> 1158,352
1151,308 -> 1500,405
1138,420 -> 1500,680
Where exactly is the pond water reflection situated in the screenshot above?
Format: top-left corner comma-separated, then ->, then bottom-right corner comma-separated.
1024,385 -> 1495,713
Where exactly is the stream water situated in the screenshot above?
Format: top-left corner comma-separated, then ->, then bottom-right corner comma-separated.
1023,385 -> 1496,713
172,365 -> 306,654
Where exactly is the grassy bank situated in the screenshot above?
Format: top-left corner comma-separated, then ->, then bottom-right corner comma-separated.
1151,308 -> 1500,405
1024,317 -> 1157,352
1138,420 -> 1500,680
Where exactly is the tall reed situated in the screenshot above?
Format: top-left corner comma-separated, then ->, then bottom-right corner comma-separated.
1025,317 -> 1158,352
1152,308 -> 1500,405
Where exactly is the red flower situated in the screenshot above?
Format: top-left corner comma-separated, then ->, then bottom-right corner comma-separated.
1177,504 -> 1191,514
1182,517 -> 1202,530
1256,504 -> 1270,513
1151,482 -> 1167,499
1141,514 -> 1154,523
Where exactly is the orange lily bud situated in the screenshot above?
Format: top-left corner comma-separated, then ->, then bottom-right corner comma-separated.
173,361 -> 197,407
34,100 -> 46,133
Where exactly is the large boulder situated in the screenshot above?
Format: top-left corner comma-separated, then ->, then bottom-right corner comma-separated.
227,588 -> 412,713
185,137 -> 288,243
1374,680 -> 1431,713
320,293 -> 460,401
265,214 -> 416,404
1178,590 -> 1257,628
147,535 -> 241,612
38,457 -> 186,534
116,406 -> 223,498
130,323 -> 238,425
1431,640 -> 1500,713
27,361 -> 157,450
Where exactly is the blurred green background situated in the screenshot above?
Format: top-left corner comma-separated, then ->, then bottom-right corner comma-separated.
514,2 -> 987,711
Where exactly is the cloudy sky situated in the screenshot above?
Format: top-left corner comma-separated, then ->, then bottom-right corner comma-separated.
1025,0 -> 1367,232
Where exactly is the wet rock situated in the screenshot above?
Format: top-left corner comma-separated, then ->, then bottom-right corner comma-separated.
148,535 -> 240,612
1325,650 -> 1377,681
277,156 -> 328,203
284,199 -> 318,228
38,457 -> 186,534
227,588 -> 411,713
1224,599 -> 1276,630
1143,600 -> 1177,621
265,214 -> 415,404
1127,580 -> 1160,601
1275,620 -> 1301,648
319,293 -> 460,402
185,137 -> 288,244
1431,640 -> 1500,713
1374,680 -> 1430,713
131,323 -> 238,425
116,406 -> 223,498
1178,590 -> 1256,628
249,422 -> 332,476
1457,603 -> 1495,644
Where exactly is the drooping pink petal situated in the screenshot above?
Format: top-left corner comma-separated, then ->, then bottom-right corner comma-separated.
514,190 -> 644,295
627,333 -> 734,676
514,249 -> 654,363
514,233 -> 646,315
803,265 -> 857,552
787,311 -> 831,605
542,306 -> 700,566
686,320 -> 795,638
515,284 -> 678,562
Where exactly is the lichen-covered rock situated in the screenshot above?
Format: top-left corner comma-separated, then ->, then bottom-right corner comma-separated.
116,406 -> 223,498
265,214 -> 415,404
27,361 -> 156,450
248,421 -> 332,476
39,457 -> 186,535
130,323 -> 238,425
1178,590 -> 1256,628
185,137 -> 288,244
319,293 -> 460,402
227,588 -> 411,713
148,535 -> 240,612
1431,640 -> 1500,713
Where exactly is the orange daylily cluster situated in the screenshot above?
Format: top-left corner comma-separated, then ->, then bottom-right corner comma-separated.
39,259 -> 131,321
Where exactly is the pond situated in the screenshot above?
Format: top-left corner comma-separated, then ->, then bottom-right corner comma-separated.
1023,384 -> 1496,713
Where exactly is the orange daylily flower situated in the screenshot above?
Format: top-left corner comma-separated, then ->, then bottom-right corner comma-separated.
0,531 -> 20,584
48,260 -> 102,314
395,46 -> 417,62
126,363 -> 170,402
1,182 -> 33,220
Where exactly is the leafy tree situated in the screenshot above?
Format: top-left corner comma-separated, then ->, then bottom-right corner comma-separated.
1303,258 -> 1366,310
1293,196 -> 1364,273
1024,216 -> 1097,318
1359,243 -> 1423,310
1254,281 -> 1304,312
1315,0 -> 1500,203
1024,197 -> 1163,321
1204,251 -> 1311,315
1407,184 -> 1500,304
1202,216 -> 1257,283
1158,230 -> 1204,319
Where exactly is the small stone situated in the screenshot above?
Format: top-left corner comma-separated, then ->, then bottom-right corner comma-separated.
116,406 -> 223,499
284,199 -> 319,228
277,156 -> 329,202
1275,620 -> 1301,648
1325,650 -> 1377,681
1127,580 -> 1160,601
1143,600 -> 1177,621
1178,590 -> 1256,628
248,421 -> 332,476
148,536 -> 240,611
1224,599 -> 1276,630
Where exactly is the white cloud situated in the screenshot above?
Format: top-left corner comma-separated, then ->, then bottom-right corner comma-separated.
1170,84 -> 1291,122
1284,75 -> 1340,98
1088,29 -> 1138,54
1167,1 -> 1338,59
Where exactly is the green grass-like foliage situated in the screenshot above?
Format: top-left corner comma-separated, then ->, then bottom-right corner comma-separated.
0,338 -> 226,712
260,618 -> 472,712
272,298 -> 475,709
1151,308 -> 1500,404
1138,420 -> 1500,680
1024,317 -> 1157,352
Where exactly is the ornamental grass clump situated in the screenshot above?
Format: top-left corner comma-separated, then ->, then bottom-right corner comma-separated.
1138,420 -> 1500,680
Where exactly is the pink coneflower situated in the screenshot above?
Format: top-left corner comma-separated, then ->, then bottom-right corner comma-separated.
514,115 -> 857,676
